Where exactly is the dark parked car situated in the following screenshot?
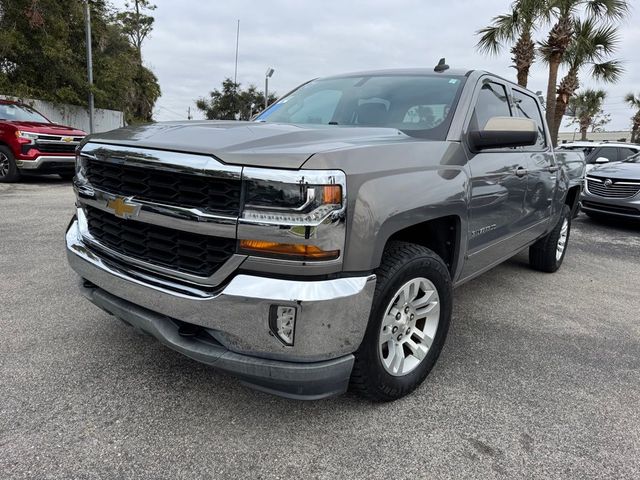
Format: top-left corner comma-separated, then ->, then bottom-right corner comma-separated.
581,153 -> 640,220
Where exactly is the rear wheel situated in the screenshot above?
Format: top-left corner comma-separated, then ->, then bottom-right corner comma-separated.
351,242 -> 452,402
529,204 -> 571,273
0,146 -> 20,183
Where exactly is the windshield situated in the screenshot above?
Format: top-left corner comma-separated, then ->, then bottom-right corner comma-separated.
0,103 -> 50,123
255,74 -> 465,140
623,152 -> 640,163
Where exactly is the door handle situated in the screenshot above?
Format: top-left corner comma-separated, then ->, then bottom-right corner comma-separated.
515,166 -> 528,177
548,165 -> 560,173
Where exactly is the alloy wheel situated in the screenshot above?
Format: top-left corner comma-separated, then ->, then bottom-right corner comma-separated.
0,153 -> 9,178
378,277 -> 440,376
556,218 -> 569,261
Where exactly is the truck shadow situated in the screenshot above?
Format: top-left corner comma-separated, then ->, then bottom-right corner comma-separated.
18,174 -> 71,185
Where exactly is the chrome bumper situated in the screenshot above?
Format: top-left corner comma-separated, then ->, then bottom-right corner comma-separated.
16,155 -> 75,170
66,218 -> 376,364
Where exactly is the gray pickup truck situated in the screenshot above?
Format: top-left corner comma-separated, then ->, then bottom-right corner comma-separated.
66,67 -> 585,401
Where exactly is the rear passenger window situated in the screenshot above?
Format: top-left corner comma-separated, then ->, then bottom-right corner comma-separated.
513,90 -> 547,148
471,82 -> 511,131
619,148 -> 638,161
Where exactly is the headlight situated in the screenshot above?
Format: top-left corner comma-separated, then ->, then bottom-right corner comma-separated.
15,130 -> 38,144
238,168 -> 346,261
243,180 -> 342,224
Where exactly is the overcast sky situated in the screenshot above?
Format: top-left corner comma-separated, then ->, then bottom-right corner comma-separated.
115,0 -> 639,132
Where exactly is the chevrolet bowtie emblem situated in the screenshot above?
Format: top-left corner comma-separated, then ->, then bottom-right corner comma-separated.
106,197 -> 141,219
62,136 -> 73,143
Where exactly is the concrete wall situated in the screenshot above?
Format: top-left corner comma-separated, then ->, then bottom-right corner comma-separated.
558,130 -> 634,143
0,95 -> 125,133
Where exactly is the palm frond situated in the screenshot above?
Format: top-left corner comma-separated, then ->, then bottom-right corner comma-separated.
569,88 -> 607,118
563,18 -> 620,68
624,92 -> 640,108
585,0 -> 631,21
591,59 -> 623,83
475,12 -> 520,55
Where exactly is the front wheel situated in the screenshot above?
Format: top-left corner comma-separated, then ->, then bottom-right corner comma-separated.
529,204 -> 572,273
0,146 -> 21,183
350,242 -> 452,402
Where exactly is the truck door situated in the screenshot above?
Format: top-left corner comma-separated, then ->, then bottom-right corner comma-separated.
461,79 -> 530,278
511,88 -> 556,243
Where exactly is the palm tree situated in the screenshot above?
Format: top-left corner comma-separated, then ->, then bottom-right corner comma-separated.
476,0 -> 548,88
540,0 -> 629,133
567,89 -> 607,140
624,93 -> 640,143
545,18 -> 622,144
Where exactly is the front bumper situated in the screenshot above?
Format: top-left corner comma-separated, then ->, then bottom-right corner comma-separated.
16,155 -> 75,173
66,219 -> 376,399
580,193 -> 640,219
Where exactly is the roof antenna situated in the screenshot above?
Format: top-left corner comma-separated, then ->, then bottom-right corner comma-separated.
434,58 -> 449,73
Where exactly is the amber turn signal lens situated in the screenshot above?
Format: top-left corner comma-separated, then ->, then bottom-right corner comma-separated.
239,240 -> 339,260
322,185 -> 342,205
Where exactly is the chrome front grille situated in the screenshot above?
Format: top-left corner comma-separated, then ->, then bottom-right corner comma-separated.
587,177 -> 640,198
85,206 -> 236,277
35,134 -> 83,154
85,158 -> 242,216
76,143 -> 244,286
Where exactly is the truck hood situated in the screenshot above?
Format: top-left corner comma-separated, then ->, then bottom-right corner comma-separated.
589,161 -> 640,180
5,120 -> 86,136
86,121 -> 412,169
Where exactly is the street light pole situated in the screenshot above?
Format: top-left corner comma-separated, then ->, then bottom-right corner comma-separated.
265,67 -> 274,111
83,0 -> 95,133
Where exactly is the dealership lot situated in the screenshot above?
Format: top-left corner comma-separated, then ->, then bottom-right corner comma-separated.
1,178 -> 639,479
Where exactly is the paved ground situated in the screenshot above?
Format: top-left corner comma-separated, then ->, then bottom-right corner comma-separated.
1,176 -> 639,479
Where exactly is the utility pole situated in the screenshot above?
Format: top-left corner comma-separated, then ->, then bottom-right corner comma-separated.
233,19 -> 240,119
83,0 -> 95,133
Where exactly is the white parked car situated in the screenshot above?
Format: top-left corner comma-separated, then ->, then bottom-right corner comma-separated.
557,141 -> 640,173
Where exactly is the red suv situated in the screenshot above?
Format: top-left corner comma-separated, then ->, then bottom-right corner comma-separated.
0,100 -> 86,182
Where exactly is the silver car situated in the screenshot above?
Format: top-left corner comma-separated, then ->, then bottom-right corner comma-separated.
581,153 -> 640,220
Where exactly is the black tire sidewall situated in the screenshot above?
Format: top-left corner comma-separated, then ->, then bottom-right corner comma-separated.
357,247 -> 452,399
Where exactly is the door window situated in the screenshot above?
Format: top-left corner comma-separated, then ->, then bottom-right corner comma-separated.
619,148 -> 639,161
594,147 -> 618,163
512,90 -> 547,148
470,82 -> 511,131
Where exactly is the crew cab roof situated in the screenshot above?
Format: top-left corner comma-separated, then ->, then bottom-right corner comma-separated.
320,67 -> 473,79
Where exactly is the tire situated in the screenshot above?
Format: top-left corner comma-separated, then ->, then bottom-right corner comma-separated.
350,241 -> 452,402
0,146 -> 21,183
529,204 -> 571,273
58,173 -> 75,180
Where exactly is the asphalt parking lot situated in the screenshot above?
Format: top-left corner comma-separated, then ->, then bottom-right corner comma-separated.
1,177 -> 639,479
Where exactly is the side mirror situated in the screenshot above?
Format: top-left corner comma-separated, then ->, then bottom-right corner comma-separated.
595,157 -> 609,164
469,117 -> 537,151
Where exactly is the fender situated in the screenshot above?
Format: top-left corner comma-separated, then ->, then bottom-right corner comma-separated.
303,140 -> 470,275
